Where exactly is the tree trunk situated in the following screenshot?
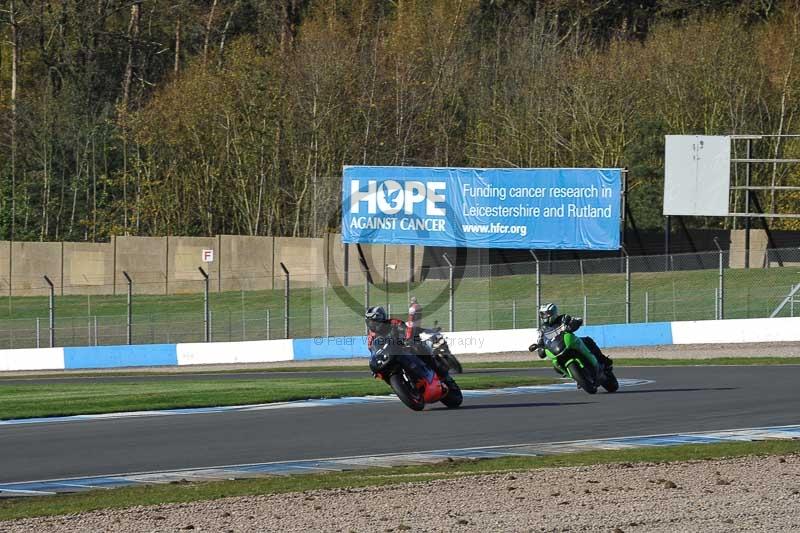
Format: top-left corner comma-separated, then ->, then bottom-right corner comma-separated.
121,2 -> 141,111
174,17 -> 181,73
218,1 -> 238,68
203,0 -> 218,66
10,0 -> 19,241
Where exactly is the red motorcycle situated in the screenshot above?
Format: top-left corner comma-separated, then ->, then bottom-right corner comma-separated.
371,338 -> 463,411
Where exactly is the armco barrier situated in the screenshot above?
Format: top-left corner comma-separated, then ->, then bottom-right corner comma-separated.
0,317 -> 799,372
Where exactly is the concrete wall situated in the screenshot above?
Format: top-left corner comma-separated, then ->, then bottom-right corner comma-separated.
168,236 -> 220,294
220,235 -> 274,291
273,236 -> 326,287
114,236 -> 168,295
63,242 -> 113,295
11,242 -> 63,296
730,229 -> 768,268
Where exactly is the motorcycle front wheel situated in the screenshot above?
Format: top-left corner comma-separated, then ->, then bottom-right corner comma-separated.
439,377 -> 463,408
602,370 -> 619,393
389,373 -> 425,411
567,362 -> 597,394
441,347 -> 463,374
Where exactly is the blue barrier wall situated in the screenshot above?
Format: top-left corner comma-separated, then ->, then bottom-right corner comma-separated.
64,344 -> 178,369
8,317 -> 778,372
581,322 -> 673,348
292,336 -> 370,360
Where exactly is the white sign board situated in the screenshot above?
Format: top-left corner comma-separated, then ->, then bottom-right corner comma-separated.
663,135 -> 731,216
201,249 -> 214,263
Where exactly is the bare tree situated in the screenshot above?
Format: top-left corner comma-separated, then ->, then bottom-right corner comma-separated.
203,0 -> 218,65
9,0 -> 19,242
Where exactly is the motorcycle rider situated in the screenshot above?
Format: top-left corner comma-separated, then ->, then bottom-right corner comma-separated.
528,302 -> 613,371
365,306 -> 446,378
407,296 -> 423,341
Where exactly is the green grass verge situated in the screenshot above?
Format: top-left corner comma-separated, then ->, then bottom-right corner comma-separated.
1,439 -> 798,522
0,374 -> 557,420
3,356 -> 797,381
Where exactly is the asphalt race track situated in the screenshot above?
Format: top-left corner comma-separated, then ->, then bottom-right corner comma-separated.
1,365 -> 798,484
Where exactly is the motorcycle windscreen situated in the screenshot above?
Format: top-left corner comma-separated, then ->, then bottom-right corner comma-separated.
542,329 -> 567,355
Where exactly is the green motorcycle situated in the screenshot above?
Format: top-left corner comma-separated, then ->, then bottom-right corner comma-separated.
536,328 -> 619,395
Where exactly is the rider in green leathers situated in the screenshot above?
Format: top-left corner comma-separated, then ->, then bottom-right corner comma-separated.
528,303 -> 614,373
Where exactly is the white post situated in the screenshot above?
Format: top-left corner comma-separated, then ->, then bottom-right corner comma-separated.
645,291 -> 649,323
36,317 -> 40,348
94,315 -> 98,346
583,295 -> 588,325
512,299 -> 516,329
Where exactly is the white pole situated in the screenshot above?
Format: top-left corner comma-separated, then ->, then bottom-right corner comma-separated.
583,295 -> 588,325
512,299 -> 516,329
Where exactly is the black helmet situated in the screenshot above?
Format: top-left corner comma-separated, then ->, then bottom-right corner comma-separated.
365,306 -> 389,333
538,303 -> 558,326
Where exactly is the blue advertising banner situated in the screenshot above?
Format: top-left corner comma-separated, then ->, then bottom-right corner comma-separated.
342,166 -> 621,250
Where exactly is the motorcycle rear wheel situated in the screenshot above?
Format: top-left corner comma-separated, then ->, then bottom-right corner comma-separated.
567,362 -> 597,394
440,377 -> 463,408
389,373 -> 425,411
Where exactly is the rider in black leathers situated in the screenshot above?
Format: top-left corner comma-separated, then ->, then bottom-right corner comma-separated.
366,306 -> 447,379
528,303 -> 613,372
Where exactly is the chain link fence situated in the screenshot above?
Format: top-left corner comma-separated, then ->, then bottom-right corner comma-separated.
0,247 -> 799,349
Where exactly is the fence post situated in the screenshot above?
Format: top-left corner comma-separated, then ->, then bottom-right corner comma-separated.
583,294 -> 588,325
622,246 -> 631,324
280,262 -> 290,339
93,315 -> 98,346
645,291 -> 649,323
713,237 -> 724,320
266,308 -> 271,340
123,271 -> 133,345
512,299 -> 517,329
325,305 -> 330,337
198,267 -> 210,342
322,281 -> 328,338
442,252 -> 455,332
529,251 -> 541,326
44,275 -> 55,347
36,317 -> 40,348
363,267 -> 370,335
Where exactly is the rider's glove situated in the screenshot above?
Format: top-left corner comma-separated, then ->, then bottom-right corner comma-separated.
528,343 -> 538,353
